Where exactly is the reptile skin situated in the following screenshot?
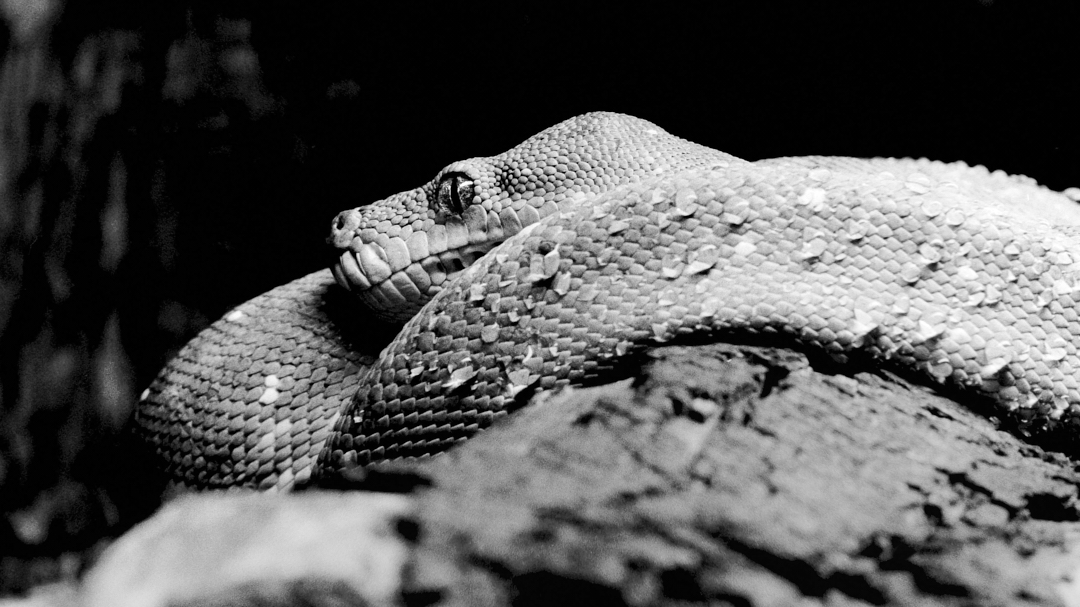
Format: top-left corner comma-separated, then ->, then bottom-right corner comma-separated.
134,112 -> 1080,490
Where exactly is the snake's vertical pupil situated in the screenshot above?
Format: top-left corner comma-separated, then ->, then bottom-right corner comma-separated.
449,178 -> 463,213
453,175 -> 475,213
438,174 -> 475,215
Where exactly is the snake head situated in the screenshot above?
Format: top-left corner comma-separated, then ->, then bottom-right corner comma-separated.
327,112 -> 738,323
328,174 -> 501,323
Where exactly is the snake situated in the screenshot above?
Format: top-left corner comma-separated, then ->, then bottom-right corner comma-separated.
134,112 -> 1080,491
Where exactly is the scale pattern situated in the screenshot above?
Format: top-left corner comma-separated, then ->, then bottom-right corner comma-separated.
320,154 -> 1080,473
134,112 -> 1080,490
136,114 -> 739,490
134,270 -> 391,489
328,112 -> 740,322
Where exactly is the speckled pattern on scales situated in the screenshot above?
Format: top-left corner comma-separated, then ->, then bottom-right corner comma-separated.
134,112 -> 1080,491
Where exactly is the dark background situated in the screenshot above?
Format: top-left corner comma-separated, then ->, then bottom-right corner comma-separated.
0,0 -> 1077,593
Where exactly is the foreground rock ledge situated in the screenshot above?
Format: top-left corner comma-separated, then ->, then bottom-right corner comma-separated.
76,344 -> 1080,607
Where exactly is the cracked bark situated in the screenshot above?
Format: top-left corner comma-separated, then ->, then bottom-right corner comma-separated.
394,343 -> 1080,607
78,343 -> 1080,606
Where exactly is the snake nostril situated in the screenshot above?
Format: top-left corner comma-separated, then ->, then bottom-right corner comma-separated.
335,215 -> 346,231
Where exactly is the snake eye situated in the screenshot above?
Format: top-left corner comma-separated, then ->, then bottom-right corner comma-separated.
436,173 -> 475,215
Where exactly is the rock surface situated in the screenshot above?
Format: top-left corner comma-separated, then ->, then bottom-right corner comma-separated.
81,492 -> 413,607
61,344 -> 1080,606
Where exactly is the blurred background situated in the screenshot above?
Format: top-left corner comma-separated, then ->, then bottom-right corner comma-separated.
0,0 -> 1077,594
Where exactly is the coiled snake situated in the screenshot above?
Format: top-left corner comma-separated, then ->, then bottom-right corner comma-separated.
134,112 -> 1080,491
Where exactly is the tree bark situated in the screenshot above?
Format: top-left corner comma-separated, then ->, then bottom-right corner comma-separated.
0,1 -> 289,592
77,344 -> 1080,607
0,1 -> 156,590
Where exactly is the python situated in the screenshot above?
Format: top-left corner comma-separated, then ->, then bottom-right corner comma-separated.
134,112 -> 1080,490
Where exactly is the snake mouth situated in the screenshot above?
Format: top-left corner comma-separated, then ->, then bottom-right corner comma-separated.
331,240 -> 498,322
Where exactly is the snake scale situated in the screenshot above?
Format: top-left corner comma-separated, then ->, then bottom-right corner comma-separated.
134,112 -> 1080,491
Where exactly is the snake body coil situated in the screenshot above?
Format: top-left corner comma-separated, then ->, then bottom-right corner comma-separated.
135,113 -> 1080,490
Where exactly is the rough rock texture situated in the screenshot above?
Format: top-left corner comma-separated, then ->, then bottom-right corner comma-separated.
65,344 -> 1080,606
80,492 -> 413,607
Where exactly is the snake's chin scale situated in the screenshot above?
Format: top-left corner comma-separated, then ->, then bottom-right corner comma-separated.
332,241 -> 498,323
